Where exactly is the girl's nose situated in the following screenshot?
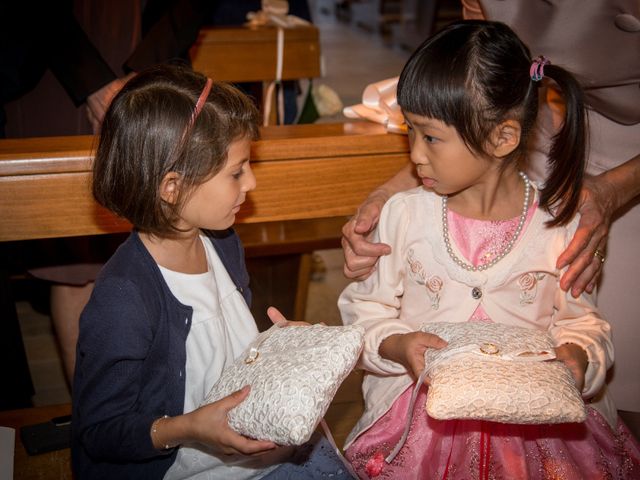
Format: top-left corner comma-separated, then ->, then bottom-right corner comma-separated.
409,138 -> 428,166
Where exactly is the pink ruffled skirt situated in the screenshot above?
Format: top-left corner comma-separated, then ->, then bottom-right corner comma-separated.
346,385 -> 640,479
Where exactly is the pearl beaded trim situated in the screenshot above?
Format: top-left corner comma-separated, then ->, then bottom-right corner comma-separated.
442,171 -> 531,272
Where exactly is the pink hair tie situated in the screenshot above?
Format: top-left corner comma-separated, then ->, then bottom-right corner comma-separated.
191,77 -> 213,124
529,56 -> 550,82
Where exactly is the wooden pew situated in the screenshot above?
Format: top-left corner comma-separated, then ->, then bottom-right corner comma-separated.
0,122 -> 407,241
0,122 -> 409,478
0,122 -> 409,321
190,25 -> 321,83
190,25 -> 321,125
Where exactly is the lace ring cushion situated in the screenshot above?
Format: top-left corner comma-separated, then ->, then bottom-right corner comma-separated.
422,322 -> 586,424
203,324 -> 365,445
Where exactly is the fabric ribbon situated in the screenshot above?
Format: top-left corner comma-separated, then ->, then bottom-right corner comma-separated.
246,0 -> 310,29
246,0 -> 311,125
343,77 -> 406,134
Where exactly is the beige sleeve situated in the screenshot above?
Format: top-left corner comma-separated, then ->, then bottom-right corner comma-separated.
549,219 -> 614,398
338,195 -> 415,376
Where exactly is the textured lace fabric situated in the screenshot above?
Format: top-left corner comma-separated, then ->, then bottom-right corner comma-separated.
422,322 -> 586,424
203,324 -> 364,446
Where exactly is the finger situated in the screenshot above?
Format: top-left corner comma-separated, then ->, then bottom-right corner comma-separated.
556,225 -> 593,270
266,306 -> 287,326
421,332 -> 448,349
352,204 -> 381,235
408,358 -> 425,381
341,236 -> 385,280
348,238 -> 392,258
343,252 -> 380,275
228,436 -> 277,455
569,248 -> 605,297
342,263 -> 376,281
561,236 -> 606,294
220,385 -> 251,410
569,266 -> 596,298
221,438 -> 277,456
283,320 -> 311,327
559,232 -> 603,292
341,225 -> 391,258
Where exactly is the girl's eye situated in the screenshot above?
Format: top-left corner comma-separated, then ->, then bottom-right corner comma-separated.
232,169 -> 243,179
424,134 -> 437,144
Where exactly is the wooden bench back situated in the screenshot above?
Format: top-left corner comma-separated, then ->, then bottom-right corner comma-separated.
0,123 -> 409,243
190,25 -> 321,83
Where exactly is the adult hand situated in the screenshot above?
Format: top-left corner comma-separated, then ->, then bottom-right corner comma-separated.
86,73 -> 136,133
379,332 -> 447,381
556,175 -> 617,297
185,386 -> 278,455
555,343 -> 588,392
342,189 -> 392,280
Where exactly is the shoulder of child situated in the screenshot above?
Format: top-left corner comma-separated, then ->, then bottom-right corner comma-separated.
387,186 -> 432,207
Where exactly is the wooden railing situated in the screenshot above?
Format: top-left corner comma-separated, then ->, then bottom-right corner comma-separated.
0,122 -> 408,242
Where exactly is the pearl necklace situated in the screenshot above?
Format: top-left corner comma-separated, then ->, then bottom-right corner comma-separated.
442,171 -> 531,272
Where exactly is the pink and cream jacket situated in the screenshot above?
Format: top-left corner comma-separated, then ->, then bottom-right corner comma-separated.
338,186 -> 615,448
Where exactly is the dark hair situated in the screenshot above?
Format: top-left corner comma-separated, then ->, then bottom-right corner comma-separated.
93,64 -> 259,236
397,20 -> 587,226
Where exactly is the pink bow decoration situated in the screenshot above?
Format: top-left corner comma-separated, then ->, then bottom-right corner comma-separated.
343,77 -> 406,134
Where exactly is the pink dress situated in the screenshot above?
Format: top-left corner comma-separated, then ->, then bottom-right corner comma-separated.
345,206 -> 640,479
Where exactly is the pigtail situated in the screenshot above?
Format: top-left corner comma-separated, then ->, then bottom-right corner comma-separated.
536,64 -> 588,227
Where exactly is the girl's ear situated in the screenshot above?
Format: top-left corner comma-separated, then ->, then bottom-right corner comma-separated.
159,172 -> 182,204
489,120 -> 521,158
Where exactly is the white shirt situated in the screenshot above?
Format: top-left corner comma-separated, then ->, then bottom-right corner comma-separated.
162,236 -> 284,480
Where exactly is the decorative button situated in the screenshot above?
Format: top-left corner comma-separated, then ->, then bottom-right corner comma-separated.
245,347 -> 259,364
615,13 -> 640,32
480,343 -> 500,355
471,287 -> 482,299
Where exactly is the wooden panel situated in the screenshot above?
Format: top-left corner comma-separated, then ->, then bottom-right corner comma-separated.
0,123 -> 410,242
1,173 -> 130,239
238,152 -> 407,222
190,26 -> 321,82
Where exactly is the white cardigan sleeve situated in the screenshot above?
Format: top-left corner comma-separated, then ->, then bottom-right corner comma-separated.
549,219 -> 614,399
338,194 -> 416,376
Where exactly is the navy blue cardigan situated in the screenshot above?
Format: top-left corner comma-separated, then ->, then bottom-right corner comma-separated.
72,229 -> 251,479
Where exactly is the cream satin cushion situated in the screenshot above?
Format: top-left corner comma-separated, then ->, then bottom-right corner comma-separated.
421,322 -> 586,424
203,324 -> 364,445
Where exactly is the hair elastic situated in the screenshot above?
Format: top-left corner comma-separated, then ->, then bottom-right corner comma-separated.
529,56 -> 550,82
190,77 -> 213,124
